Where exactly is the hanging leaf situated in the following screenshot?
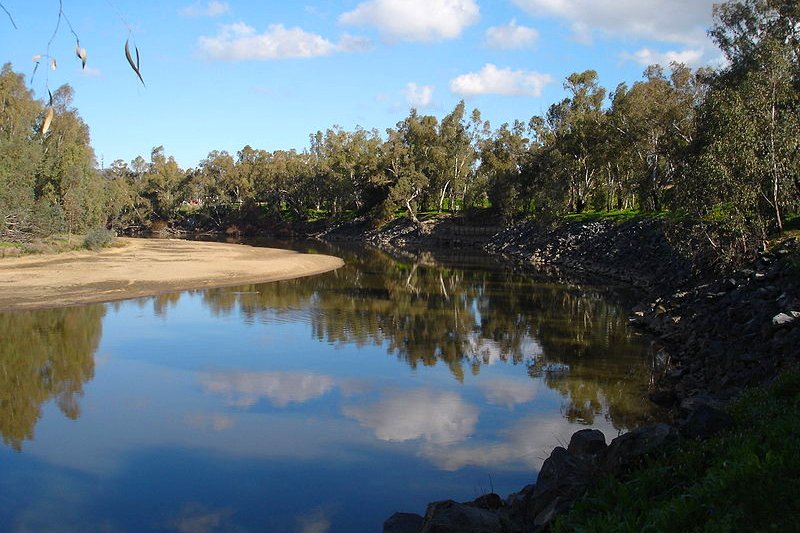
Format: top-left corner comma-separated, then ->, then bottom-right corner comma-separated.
75,45 -> 87,69
32,54 -> 42,62
124,38 -> 145,87
50,58 -> 57,71
48,89 -> 53,107
41,107 -> 54,136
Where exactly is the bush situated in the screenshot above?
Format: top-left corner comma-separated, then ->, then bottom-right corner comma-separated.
83,228 -> 117,250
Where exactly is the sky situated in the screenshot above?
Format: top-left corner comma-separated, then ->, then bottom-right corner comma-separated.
0,0 -> 722,169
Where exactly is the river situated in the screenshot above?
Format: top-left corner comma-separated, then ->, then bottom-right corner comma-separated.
0,242 -> 660,532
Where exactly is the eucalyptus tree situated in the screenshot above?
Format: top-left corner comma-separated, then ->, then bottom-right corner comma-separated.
141,146 -> 187,222
0,63 -> 41,236
436,100 -> 477,212
543,70 -> 608,214
35,84 -> 105,235
683,0 -> 800,240
607,64 -> 703,212
479,120 -> 531,221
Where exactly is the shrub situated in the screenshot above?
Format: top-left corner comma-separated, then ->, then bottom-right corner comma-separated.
83,228 -> 117,250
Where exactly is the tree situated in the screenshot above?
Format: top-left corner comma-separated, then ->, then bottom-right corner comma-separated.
0,64 -> 42,237
682,0 -> 800,241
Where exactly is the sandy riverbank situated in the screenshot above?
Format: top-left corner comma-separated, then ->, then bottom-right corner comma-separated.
0,238 -> 344,311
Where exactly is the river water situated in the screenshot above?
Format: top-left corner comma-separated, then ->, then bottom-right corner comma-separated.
0,243 -> 659,532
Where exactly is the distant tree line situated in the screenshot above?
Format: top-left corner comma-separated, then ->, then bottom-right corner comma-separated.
1,0 -> 798,251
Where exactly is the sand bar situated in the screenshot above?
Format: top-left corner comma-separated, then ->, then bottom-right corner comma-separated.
0,238 -> 344,311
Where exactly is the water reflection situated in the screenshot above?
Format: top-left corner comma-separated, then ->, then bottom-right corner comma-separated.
0,243 -> 660,532
343,389 -> 479,445
197,244 -> 655,431
0,306 -> 103,450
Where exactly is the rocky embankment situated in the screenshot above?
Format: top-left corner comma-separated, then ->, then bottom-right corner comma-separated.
369,216 -> 799,533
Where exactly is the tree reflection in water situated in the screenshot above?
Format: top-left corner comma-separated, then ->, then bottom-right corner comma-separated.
0,305 -> 104,450
0,244 -> 658,452
200,244 -> 658,431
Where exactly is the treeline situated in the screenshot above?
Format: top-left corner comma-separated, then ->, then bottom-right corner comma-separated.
1,0 -> 798,250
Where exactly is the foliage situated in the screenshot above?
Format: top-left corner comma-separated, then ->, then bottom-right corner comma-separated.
4,0 -> 798,261
552,367 -> 800,533
82,227 -> 116,250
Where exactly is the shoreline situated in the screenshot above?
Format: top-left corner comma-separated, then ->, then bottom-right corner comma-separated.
0,238 -> 344,312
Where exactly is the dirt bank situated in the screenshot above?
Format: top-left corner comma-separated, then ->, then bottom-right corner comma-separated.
0,238 -> 344,311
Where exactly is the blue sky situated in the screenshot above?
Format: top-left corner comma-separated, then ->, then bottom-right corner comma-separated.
1,0 -> 721,169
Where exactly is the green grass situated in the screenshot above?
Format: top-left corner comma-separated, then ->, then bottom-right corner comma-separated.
552,368 -> 800,533
784,213 -> 800,232
561,209 -> 670,223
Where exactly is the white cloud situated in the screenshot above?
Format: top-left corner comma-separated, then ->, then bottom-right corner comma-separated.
343,389 -> 478,445
450,64 -> 553,97
480,378 -> 538,408
621,47 -> 706,67
181,1 -> 230,17
512,0 -> 716,45
198,23 -> 363,61
485,19 -> 539,50
339,0 -> 480,43
405,83 -> 435,108
199,371 -> 335,407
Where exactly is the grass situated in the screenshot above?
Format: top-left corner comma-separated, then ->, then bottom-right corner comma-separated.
784,213 -> 800,233
552,368 -> 800,533
0,231 -> 120,258
561,209 -> 668,223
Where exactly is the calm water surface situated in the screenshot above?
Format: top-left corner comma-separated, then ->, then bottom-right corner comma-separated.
0,244 -> 659,532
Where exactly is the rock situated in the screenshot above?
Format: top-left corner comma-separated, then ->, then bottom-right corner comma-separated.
567,429 -> 607,457
772,312 -> 797,327
420,500 -> 502,533
680,402 -> 735,440
384,512 -> 424,533
648,388 -> 677,407
530,447 -> 594,527
604,423 -> 679,473
467,493 -> 503,511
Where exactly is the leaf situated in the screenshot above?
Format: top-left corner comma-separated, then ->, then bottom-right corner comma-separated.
48,89 -> 53,107
75,45 -> 87,69
41,107 -> 54,136
124,38 -> 145,87
32,54 -> 42,62
50,58 -> 57,71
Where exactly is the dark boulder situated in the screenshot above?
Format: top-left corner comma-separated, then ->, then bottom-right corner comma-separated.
420,500 -> 502,533
530,447 -> 595,528
604,423 -> 679,474
679,402 -> 735,439
567,429 -> 607,458
384,512 -> 424,533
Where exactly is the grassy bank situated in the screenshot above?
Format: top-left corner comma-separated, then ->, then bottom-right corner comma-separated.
0,229 -> 119,257
553,368 -> 800,532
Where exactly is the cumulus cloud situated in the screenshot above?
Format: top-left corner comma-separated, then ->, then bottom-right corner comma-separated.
198,23 -> 366,61
621,47 -> 706,67
339,0 -> 480,43
343,389 -> 478,445
512,0 -> 715,45
180,1 -> 230,17
199,371 -> 335,407
405,83 -> 435,108
480,378 -> 538,408
450,64 -> 553,97
485,19 -> 539,50
421,414 -> 616,471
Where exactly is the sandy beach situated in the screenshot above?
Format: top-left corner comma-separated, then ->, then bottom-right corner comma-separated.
0,238 -> 344,311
